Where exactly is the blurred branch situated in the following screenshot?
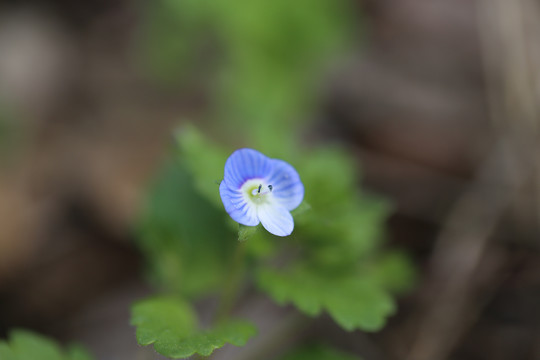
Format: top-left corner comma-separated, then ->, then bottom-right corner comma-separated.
404,0 -> 540,359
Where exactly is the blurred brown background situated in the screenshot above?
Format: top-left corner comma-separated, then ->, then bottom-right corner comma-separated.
0,0 -> 539,359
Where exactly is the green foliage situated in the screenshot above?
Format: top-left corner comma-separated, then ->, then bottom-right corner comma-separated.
290,201 -> 312,218
258,264 -> 395,332
136,157 -> 236,297
133,0 -> 414,355
295,148 -> 392,266
0,329 -> 93,360
138,127 -> 414,336
64,346 -> 93,360
131,297 -> 256,358
136,0 -> 219,85
175,125 -> 229,208
238,223 -> 259,242
138,0 -> 355,154
249,146 -> 408,332
280,344 -> 361,360
367,251 -> 417,294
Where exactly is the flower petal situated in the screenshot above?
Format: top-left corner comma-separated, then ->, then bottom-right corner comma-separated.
224,149 -> 273,189
257,202 -> 294,237
265,159 -> 304,211
219,181 -> 259,226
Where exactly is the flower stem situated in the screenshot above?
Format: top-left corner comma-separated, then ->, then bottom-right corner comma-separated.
215,239 -> 247,323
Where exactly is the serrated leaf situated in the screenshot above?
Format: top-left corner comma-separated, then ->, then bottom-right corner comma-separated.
258,265 -> 395,332
131,297 -> 197,348
158,321 -> 257,358
295,148 -> 392,264
281,344 -> 362,360
0,329 -> 94,360
131,297 -> 256,359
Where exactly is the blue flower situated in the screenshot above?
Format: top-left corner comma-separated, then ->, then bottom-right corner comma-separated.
219,149 -> 304,237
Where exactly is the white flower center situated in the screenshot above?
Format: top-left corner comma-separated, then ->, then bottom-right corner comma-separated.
241,179 -> 274,206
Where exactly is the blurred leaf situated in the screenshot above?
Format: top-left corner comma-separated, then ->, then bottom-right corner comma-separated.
136,0 -> 219,85
294,147 -> 392,266
131,297 -> 197,346
0,342 -> 15,360
175,125 -> 229,208
9,330 -> 64,360
243,228 -> 278,259
238,224 -> 259,242
280,344 -> 361,360
136,158 -> 235,297
368,251 -> 416,294
214,0 -> 355,149
66,346 -> 93,360
290,201 -> 311,218
0,329 -> 94,360
163,321 -> 257,358
298,147 -> 361,211
139,0 -> 356,153
131,297 -> 256,359
257,265 -> 395,332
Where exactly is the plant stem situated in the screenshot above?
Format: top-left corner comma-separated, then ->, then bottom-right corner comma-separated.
214,239 -> 247,323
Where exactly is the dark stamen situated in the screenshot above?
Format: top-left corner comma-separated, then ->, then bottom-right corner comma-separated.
268,185 -> 273,192
257,184 -> 262,193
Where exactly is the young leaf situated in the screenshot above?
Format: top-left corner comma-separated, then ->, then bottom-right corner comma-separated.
257,265 -> 395,332
131,297 -> 256,359
0,329 -> 94,360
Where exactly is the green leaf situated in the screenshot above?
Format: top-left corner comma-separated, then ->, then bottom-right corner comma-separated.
368,251 -> 416,294
159,321 -> 257,358
290,201 -> 311,218
131,297 -> 197,348
293,148 -> 392,266
238,224 -> 259,242
257,265 -> 395,332
0,329 -> 94,360
174,125 -> 229,208
243,227 -> 278,259
131,297 -> 256,359
0,342 -> 15,360
66,346 -> 94,360
10,330 -> 65,360
136,160 -> 235,297
281,344 -> 362,360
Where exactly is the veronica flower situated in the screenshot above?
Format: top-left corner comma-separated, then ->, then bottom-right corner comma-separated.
219,149 -> 304,237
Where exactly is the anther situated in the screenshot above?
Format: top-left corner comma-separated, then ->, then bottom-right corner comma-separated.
268,185 -> 273,192
257,184 -> 262,194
